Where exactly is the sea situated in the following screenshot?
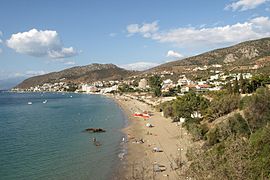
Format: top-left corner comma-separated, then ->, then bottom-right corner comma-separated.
0,91 -> 127,180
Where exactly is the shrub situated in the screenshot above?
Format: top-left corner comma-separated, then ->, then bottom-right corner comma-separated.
244,88 -> 270,132
228,113 -> 250,136
206,93 -> 240,122
207,128 -> 220,146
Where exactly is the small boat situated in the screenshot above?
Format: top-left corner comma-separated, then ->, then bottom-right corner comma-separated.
70,95 -> 73,98
43,100 -> 47,104
27,102 -> 32,105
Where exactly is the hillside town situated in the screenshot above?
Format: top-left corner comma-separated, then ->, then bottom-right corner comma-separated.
12,65 -> 256,102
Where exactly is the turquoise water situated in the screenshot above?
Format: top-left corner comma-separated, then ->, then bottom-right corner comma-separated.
0,92 -> 126,180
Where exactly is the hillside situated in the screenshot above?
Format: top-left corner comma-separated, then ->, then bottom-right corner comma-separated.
149,37 -> 270,73
16,63 -> 136,89
16,37 -> 270,89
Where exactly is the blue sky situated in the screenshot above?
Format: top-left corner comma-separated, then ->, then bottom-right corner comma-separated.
0,0 -> 270,81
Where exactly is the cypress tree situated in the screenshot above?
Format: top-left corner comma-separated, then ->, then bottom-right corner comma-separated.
239,73 -> 245,94
227,81 -> 233,94
233,78 -> 239,94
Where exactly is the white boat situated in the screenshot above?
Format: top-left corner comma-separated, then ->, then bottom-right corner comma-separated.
43,100 -> 47,104
28,102 -> 32,105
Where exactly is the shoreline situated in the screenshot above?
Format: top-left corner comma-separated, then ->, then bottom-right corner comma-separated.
110,94 -> 194,180
8,91 -> 194,179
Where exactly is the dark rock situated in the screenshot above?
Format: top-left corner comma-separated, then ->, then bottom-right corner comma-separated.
85,128 -> 106,133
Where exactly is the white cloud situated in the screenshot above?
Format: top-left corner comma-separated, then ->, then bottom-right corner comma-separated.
12,70 -> 46,78
25,70 -> 46,76
120,62 -> 160,71
0,31 -> 3,54
48,47 -> 77,58
64,61 -> 76,65
127,21 -> 159,37
6,29 -> 78,59
250,16 -> 270,32
166,50 -> 184,59
127,17 -> 270,48
225,0 -> 269,11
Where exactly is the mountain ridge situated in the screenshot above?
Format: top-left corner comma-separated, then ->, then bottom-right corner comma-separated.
16,63 -> 137,89
148,37 -> 270,72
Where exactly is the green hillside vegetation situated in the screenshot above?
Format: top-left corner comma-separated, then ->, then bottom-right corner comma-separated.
161,87 -> 270,179
160,85 -> 270,179
186,88 -> 270,179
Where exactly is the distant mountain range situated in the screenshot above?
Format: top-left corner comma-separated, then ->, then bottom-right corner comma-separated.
0,77 -> 27,90
16,37 -> 270,89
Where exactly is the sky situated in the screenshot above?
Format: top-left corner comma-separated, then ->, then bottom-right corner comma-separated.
0,0 -> 270,81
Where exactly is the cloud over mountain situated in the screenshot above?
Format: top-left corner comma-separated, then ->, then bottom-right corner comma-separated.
120,61 -> 159,71
6,29 -> 78,59
166,50 -> 184,59
64,61 -> 76,65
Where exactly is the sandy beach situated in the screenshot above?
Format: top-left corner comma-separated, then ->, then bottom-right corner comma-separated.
113,95 -> 194,180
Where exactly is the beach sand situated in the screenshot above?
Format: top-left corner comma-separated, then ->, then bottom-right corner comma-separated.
113,95 -> 194,180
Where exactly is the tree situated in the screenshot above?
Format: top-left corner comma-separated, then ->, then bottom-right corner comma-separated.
149,75 -> 162,97
244,87 -> 270,132
239,73 -> 246,94
205,93 -> 240,122
246,74 -> 270,93
226,81 -> 233,94
233,78 -> 239,94
172,92 -> 209,119
118,84 -> 134,92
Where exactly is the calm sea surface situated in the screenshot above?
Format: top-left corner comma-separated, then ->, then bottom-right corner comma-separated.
0,91 -> 126,180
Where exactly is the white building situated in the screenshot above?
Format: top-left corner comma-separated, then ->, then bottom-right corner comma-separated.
81,84 -> 99,93
181,86 -> 190,93
101,85 -> 118,94
162,79 -> 175,90
210,74 -> 219,81
198,81 -> 207,85
212,64 -> 222,68
177,76 -> 188,86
